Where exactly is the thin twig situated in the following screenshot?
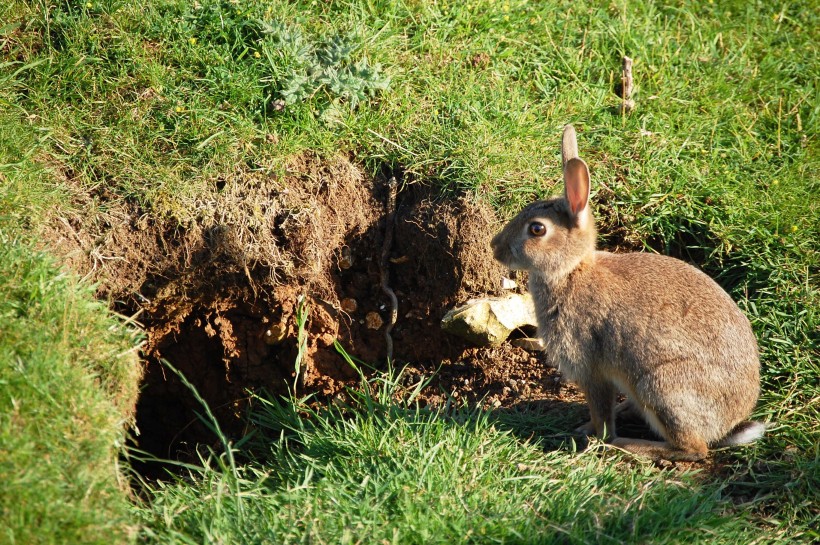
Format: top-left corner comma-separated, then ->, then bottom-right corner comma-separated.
295,294 -> 309,390
621,56 -> 635,113
380,177 -> 399,364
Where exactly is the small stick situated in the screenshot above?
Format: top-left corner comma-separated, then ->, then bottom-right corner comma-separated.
380,177 -> 399,364
621,56 -> 635,113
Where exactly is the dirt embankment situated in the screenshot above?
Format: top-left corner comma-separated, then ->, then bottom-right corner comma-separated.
43,153 -> 581,463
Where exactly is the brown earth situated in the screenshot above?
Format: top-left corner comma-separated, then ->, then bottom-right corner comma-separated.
42,152 -> 675,472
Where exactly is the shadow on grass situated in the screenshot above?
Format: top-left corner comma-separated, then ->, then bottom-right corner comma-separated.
487,397 -> 679,455
492,394 -> 818,539
486,398 -> 588,452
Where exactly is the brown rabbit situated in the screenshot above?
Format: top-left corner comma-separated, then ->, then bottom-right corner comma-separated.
491,125 -> 765,461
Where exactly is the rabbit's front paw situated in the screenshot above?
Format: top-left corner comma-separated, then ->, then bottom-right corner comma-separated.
574,420 -> 596,436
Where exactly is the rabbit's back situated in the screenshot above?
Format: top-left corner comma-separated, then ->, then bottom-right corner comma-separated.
535,250 -> 759,443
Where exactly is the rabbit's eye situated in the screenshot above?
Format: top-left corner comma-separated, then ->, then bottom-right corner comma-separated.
529,222 -> 547,237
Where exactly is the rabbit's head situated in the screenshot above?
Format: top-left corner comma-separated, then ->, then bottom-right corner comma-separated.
491,126 -> 597,280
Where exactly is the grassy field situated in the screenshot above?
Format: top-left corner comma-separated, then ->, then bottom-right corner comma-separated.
1,0 -> 818,543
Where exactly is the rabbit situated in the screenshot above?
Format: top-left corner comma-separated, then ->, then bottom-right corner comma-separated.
490,125 -> 765,461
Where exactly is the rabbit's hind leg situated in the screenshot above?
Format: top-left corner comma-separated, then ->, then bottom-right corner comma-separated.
610,434 -> 708,462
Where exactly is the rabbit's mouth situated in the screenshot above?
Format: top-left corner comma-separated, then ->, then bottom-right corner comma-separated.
492,242 -> 526,271
490,236 -> 507,263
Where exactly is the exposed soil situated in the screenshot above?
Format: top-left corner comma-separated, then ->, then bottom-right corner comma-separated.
42,152 -> 607,470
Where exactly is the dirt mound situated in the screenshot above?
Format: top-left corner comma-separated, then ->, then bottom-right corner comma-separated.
43,153 -> 562,463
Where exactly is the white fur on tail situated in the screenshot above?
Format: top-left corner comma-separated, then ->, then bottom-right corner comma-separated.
716,421 -> 766,447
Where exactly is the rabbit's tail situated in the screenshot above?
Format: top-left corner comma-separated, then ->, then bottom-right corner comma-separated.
715,421 -> 766,447
562,125 -> 579,166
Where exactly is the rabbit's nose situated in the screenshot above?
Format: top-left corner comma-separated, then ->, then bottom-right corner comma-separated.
491,241 -> 507,264
490,232 -> 501,250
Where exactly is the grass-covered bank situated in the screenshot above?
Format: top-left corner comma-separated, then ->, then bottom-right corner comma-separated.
1,0 -> 818,542
0,241 -> 141,544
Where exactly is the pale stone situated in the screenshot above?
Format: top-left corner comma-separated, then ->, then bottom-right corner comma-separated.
263,324 -> 287,345
500,277 -> 518,290
440,293 -> 538,347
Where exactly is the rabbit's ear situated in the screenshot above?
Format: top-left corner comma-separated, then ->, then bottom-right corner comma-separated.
562,125 -> 579,166
564,157 -> 590,216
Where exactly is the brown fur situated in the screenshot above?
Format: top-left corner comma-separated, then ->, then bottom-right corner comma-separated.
490,125 -> 764,461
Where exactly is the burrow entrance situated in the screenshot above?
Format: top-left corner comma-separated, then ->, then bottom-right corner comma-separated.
44,153 -> 580,472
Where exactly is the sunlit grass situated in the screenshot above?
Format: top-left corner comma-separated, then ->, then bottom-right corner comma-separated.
134,367 -> 769,544
0,241 -> 141,545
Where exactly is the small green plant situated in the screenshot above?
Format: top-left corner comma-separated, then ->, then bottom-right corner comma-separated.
260,21 -> 389,108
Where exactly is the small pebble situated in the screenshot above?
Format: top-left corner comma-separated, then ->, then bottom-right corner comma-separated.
263,324 -> 286,345
339,248 -> 353,269
365,311 -> 383,330
501,277 -> 517,290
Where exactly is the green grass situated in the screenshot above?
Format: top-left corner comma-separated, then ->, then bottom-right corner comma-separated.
1,0 -> 818,542
0,240 -> 141,545
135,370 -> 769,544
